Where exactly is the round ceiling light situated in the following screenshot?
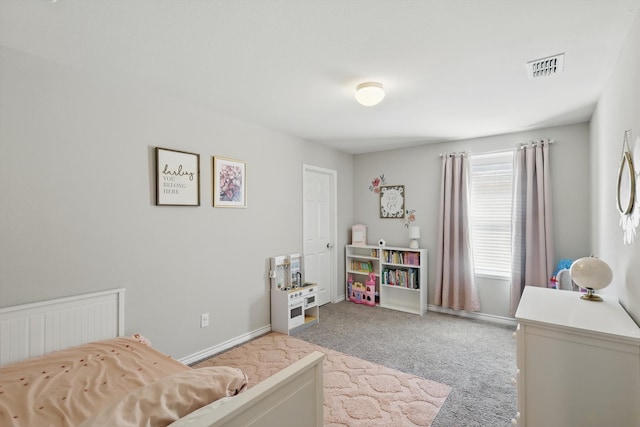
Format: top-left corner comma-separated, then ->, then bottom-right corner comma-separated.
355,82 -> 385,106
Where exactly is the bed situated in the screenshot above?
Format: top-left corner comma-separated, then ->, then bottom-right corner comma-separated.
0,288 -> 324,427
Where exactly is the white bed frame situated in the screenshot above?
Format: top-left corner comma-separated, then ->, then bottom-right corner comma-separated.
0,289 -> 324,427
170,351 -> 324,427
0,288 -> 126,365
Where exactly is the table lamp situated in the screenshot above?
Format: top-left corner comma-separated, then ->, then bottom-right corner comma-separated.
569,256 -> 613,301
409,226 -> 421,249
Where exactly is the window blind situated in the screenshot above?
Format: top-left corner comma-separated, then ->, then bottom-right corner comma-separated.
470,152 -> 513,278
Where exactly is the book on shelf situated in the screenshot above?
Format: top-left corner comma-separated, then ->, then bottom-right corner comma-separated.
381,268 -> 419,289
350,260 -> 373,273
409,268 -> 419,289
383,250 -> 403,264
405,252 -> 420,266
381,250 -> 420,266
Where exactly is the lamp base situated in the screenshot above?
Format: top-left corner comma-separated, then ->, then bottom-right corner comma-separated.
580,288 -> 603,302
409,239 -> 419,249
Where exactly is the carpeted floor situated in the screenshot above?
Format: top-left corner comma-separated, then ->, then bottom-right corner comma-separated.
293,301 -> 518,427
193,332 -> 451,426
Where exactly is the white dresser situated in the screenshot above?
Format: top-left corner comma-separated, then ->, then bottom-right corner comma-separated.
514,286 -> 640,427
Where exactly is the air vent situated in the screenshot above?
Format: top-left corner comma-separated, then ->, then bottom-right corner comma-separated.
527,53 -> 564,79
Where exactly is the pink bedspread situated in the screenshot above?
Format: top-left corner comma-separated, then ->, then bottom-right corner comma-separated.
0,337 -> 189,426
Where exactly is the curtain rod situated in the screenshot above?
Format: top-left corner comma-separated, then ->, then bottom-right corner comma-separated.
439,139 -> 555,157
517,139 -> 555,149
439,151 -> 469,158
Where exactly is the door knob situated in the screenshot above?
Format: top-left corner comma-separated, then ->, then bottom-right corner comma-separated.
326,243 -> 334,248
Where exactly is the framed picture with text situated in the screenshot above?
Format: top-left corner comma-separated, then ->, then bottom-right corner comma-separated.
379,185 -> 405,218
213,156 -> 247,208
155,147 -> 200,206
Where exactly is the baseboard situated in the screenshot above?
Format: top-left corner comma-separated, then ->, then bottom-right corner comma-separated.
180,306 -> 514,365
427,304 -> 516,327
180,324 -> 272,366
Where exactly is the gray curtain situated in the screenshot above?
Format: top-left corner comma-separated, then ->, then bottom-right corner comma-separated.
435,153 -> 480,312
510,141 -> 554,316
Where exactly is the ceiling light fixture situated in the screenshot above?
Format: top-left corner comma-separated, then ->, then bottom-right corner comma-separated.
355,82 -> 385,106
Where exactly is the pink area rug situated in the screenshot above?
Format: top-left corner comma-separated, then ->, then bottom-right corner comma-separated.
193,332 -> 451,427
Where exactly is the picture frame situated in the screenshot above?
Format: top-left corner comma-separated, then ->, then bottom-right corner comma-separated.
155,147 -> 200,206
379,185 -> 405,218
351,224 -> 367,246
213,156 -> 247,208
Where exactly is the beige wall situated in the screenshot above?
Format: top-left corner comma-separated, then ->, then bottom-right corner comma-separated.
590,12 -> 640,324
0,46 -> 353,359
353,123 -> 591,318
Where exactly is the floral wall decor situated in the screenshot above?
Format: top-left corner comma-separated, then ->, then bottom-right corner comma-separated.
368,174 -> 386,193
213,156 -> 247,208
379,185 -> 405,218
404,209 -> 416,228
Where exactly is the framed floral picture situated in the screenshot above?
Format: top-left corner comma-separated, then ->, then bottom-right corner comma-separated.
155,147 -> 200,206
379,185 -> 405,218
213,156 -> 247,208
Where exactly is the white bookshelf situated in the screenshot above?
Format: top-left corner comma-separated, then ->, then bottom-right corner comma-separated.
345,244 -> 427,315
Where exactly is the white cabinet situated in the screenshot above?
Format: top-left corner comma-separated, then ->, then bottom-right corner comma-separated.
345,245 -> 427,315
514,286 -> 640,427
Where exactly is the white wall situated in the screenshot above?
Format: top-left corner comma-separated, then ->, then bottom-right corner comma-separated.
590,13 -> 640,324
4,11 -> 635,358
353,123 -> 591,318
0,46 -> 353,359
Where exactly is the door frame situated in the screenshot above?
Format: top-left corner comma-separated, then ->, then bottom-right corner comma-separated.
302,164 -> 338,304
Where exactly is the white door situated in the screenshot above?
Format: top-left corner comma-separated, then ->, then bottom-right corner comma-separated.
303,165 -> 337,306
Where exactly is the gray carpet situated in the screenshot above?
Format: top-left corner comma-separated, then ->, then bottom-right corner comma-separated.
292,301 -> 517,427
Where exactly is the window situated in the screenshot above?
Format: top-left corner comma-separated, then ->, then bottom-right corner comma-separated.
470,151 -> 513,278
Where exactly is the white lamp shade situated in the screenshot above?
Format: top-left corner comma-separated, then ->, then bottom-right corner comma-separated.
570,257 -> 613,290
409,226 -> 421,239
355,82 -> 385,106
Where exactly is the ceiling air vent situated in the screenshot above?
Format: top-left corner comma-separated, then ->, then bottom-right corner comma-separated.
527,53 -> 564,79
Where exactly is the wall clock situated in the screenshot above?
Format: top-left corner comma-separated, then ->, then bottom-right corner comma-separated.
379,185 -> 405,218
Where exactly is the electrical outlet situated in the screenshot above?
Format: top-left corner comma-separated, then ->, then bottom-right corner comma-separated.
200,313 -> 209,328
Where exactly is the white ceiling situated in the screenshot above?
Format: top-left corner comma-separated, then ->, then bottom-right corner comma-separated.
1,0 -> 639,154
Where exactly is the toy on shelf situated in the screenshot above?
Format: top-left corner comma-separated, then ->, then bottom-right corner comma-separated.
364,273 -> 376,306
348,272 -> 377,307
349,282 -> 365,304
